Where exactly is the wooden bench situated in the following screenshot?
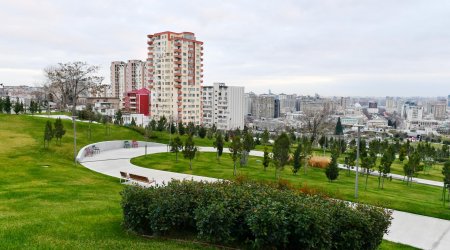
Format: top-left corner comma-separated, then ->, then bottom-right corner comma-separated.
129,173 -> 155,185
119,171 -> 129,183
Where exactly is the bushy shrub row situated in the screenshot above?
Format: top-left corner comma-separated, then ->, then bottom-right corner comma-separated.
121,180 -> 392,249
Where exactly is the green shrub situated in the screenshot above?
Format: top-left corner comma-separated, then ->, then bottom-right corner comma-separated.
121,180 -> 392,249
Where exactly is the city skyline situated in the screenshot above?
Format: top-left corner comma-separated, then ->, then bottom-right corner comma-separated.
1,0 -> 450,97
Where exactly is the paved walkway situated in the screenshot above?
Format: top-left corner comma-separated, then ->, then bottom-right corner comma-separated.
79,142 -> 450,250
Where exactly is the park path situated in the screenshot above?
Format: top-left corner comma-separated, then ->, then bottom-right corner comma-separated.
79,142 -> 450,250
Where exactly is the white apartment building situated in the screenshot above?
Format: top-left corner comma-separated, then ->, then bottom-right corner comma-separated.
433,103 -> 447,120
125,60 -> 147,91
402,105 -> 424,121
385,97 -> 396,113
147,31 -> 203,125
110,61 -> 126,99
202,83 -> 244,130
278,93 -> 297,115
110,60 -> 147,107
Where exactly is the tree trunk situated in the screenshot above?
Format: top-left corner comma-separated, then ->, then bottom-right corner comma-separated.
176,152 -> 178,162
365,170 -> 369,190
233,161 -> 236,176
189,159 -> 192,170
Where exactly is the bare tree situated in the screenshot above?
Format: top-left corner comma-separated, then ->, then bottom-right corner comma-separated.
44,62 -> 103,114
301,106 -> 330,144
44,62 -> 103,164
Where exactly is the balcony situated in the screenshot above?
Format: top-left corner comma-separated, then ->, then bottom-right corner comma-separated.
174,49 -> 182,53
147,40 -> 153,45
175,42 -> 182,46
174,72 -> 182,77
175,84 -> 182,88
178,108 -> 182,112
174,54 -> 182,59
177,96 -> 182,101
177,90 -> 182,95
174,60 -> 182,64
177,101 -> 182,106
175,79 -> 182,83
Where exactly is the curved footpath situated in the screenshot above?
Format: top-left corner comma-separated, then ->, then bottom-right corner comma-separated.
78,141 -> 450,250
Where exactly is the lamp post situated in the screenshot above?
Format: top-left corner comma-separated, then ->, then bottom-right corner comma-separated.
73,114 -> 77,165
354,124 -> 364,199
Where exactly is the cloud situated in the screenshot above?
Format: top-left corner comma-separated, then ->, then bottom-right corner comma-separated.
0,0 -> 449,97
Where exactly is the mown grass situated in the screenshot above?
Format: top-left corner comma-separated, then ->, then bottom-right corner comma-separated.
0,114 -> 428,249
132,152 -> 450,220
148,130 -> 447,182
0,114 -> 213,249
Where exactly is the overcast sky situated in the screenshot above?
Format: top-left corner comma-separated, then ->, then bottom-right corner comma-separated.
0,0 -> 449,97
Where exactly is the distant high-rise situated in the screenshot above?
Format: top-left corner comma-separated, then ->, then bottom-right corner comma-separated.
385,97 -> 396,113
110,61 -> 126,99
202,83 -> 244,130
110,60 -> 147,107
146,31 -> 204,125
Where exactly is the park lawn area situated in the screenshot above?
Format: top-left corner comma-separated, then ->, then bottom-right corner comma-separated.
132,152 -> 450,220
0,114 -> 214,249
389,159 -> 444,182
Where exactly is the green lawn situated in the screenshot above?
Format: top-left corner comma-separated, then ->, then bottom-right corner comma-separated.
0,114 -> 212,249
132,152 -> 450,220
0,114 -> 429,249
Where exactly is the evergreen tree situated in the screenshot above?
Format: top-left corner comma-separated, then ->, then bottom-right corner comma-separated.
292,144 -> 302,175
213,132 -> 224,162
224,131 -> 230,142
399,147 -> 406,162
170,136 -> 183,162
442,161 -> 450,206
4,96 -> 11,114
272,133 -> 291,179
54,118 -> 66,145
13,98 -> 21,114
29,100 -> 35,114
263,146 -> 270,171
150,119 -> 157,131
187,122 -> 195,135
182,135 -> 197,170
20,101 -> 24,113
157,115 -> 167,131
261,129 -> 270,145
404,151 -> 420,186
44,120 -> 54,148
0,97 -> 4,113
241,132 -> 255,166
114,110 -> 123,125
170,122 -> 176,134
229,135 -> 242,176
178,121 -> 185,135
130,117 -> 136,127
335,117 -> 344,135
325,150 -> 339,182
198,126 -> 207,138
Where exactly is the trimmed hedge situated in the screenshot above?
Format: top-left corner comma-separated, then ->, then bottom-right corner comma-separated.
121,180 -> 392,249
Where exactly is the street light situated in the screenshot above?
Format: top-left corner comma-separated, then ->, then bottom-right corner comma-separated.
354,124 -> 364,199
73,114 -> 78,165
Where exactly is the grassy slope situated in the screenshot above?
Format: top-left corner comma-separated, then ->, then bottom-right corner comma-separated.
0,114 -> 211,249
0,114 -> 422,249
132,152 -> 450,220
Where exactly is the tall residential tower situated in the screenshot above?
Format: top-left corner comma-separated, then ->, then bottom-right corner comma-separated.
147,31 -> 204,125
